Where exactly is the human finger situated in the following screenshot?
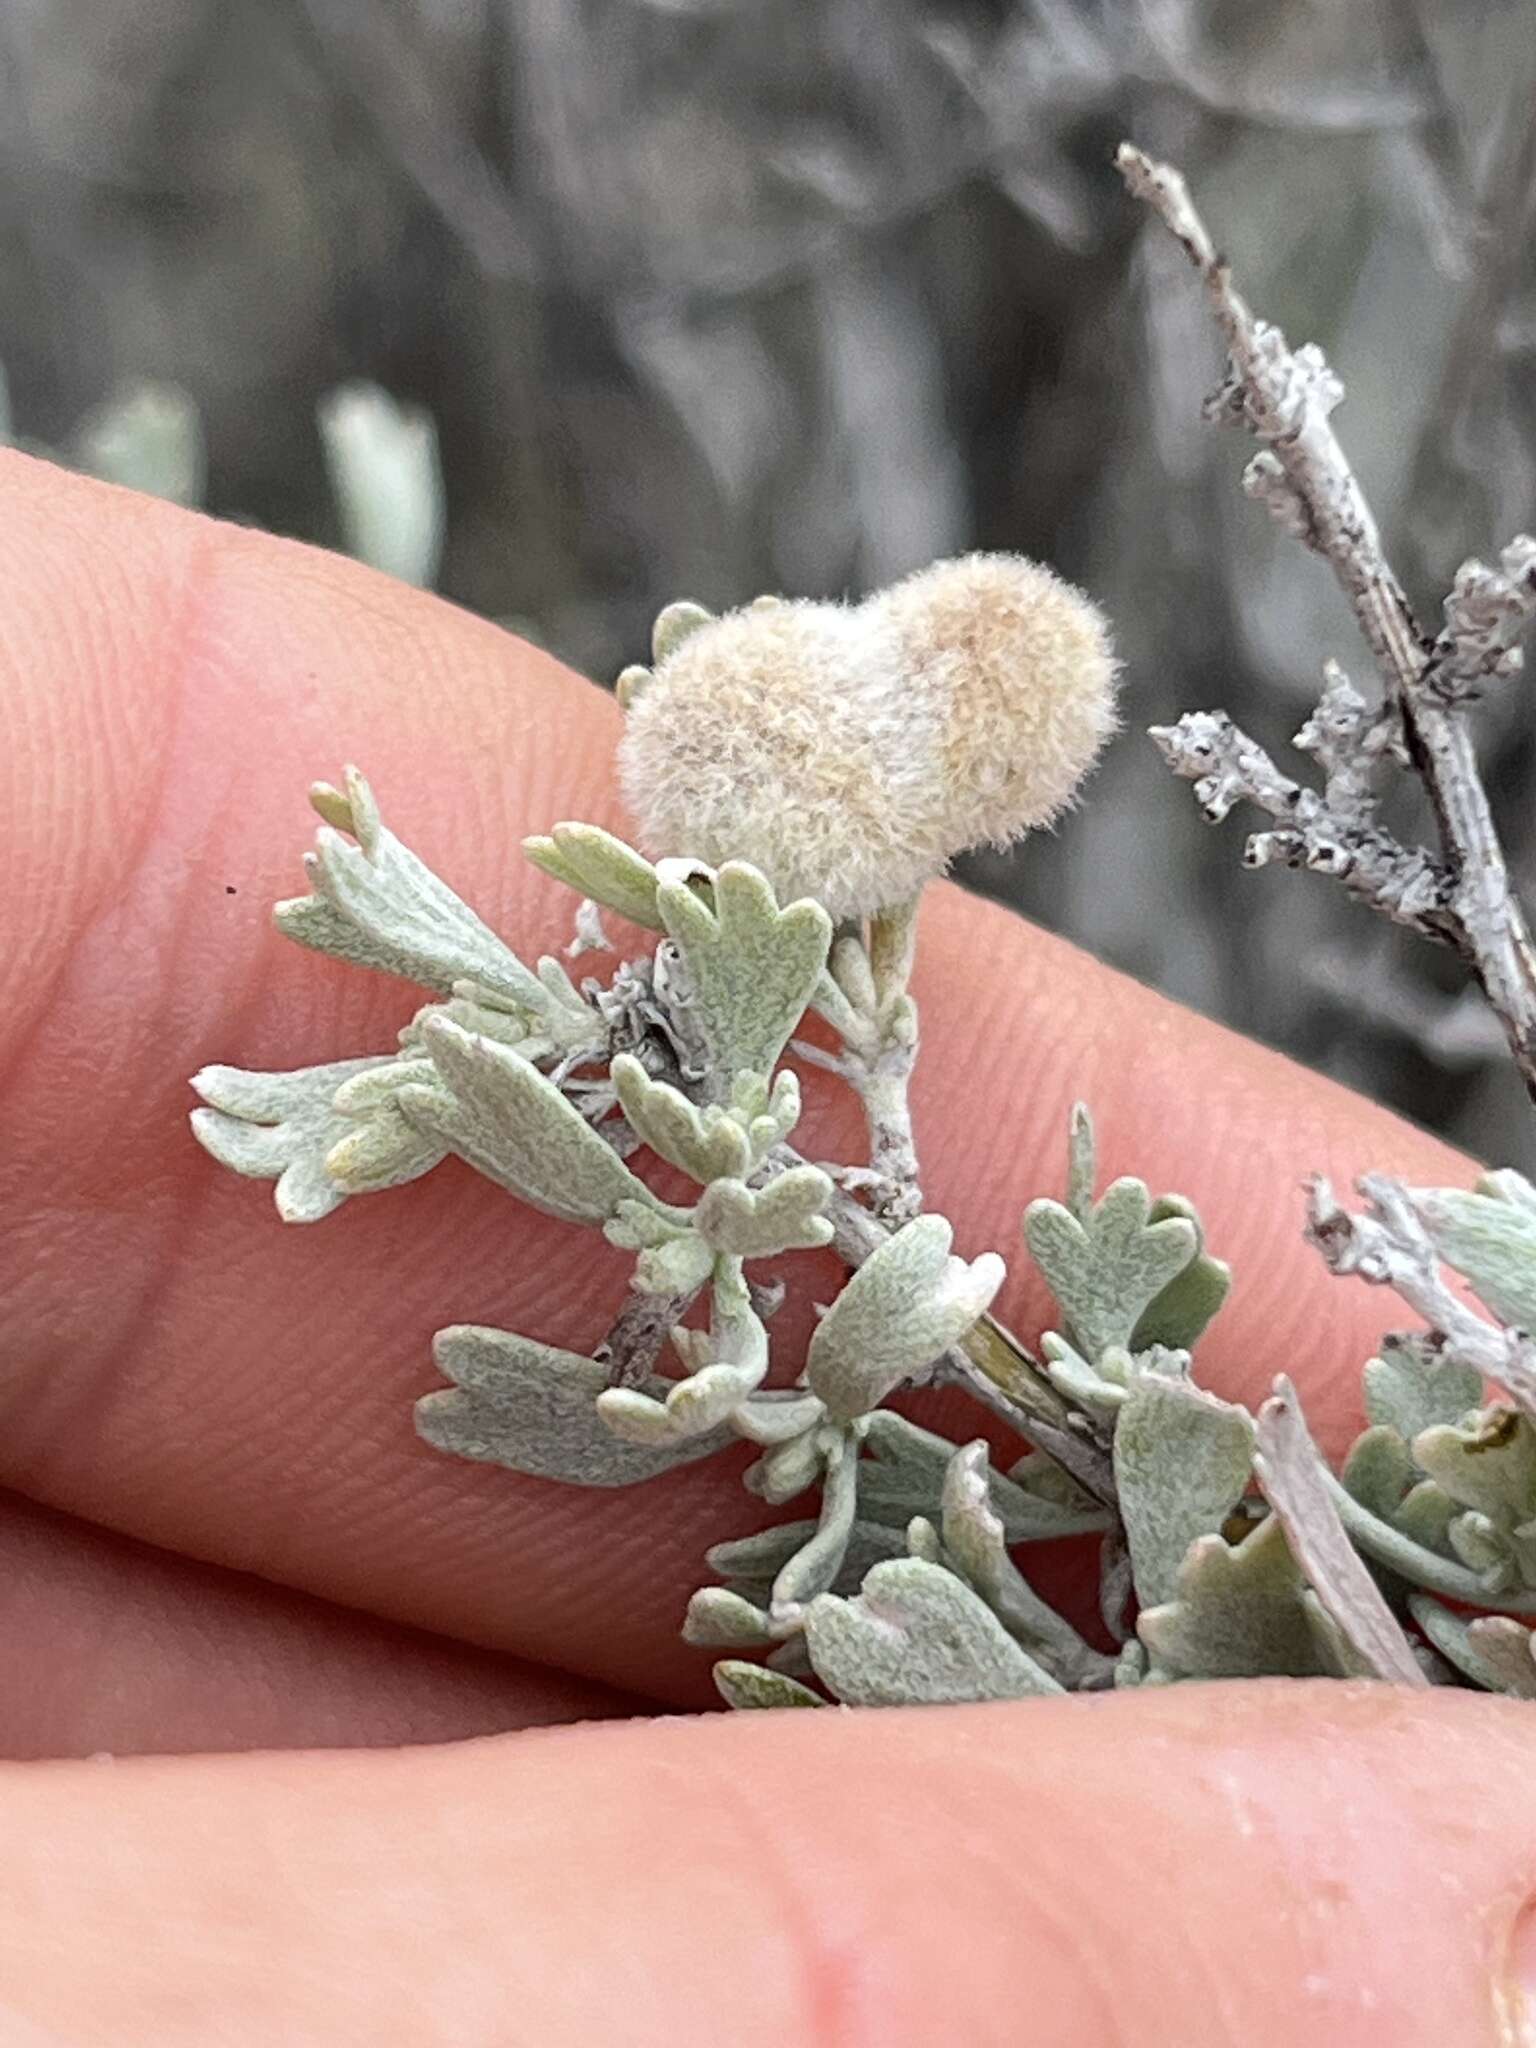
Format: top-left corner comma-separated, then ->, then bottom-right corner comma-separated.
0,452 -> 1470,1705
0,1683 -> 1531,2046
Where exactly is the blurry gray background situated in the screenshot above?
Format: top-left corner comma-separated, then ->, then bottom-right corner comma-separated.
3,0 -> 1535,1163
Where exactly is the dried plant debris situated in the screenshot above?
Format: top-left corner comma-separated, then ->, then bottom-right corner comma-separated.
192,144 -> 1536,1718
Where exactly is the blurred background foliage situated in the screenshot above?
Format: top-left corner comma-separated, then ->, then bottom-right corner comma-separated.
3,0 -> 1535,1163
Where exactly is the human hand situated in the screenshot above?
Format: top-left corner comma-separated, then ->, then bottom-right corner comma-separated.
2,451 -> 1532,2044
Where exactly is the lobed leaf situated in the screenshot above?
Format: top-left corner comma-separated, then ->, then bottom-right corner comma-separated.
806,1216 -> 1005,1423
190,1055 -> 412,1223
657,860 -> 831,1088
401,1015 -> 671,1225
804,1558 -> 1065,1706
940,1441 -> 1111,1687
1128,1195 -> 1231,1351
857,1411 -> 1106,1541
1113,1373 -> 1255,1609
1408,1597 -> 1536,1698
1362,1334 -> 1482,1442
1408,1184 -> 1536,1331
276,768 -> 559,1019
694,1167 -> 834,1258
1138,1516 -> 1333,1682
610,1053 -> 751,1183
419,1325 -> 730,1486
522,821 -> 664,931
1024,1179 -> 1197,1363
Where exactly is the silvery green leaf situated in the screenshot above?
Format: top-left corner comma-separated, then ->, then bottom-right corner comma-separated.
325,1058 -> 450,1194
402,984 -> 540,1056
1114,1640 -> 1150,1688
941,1441 -> 1112,1687
418,1325 -> 729,1485
1392,1479 -> 1457,1554
905,1516 -> 945,1564
652,598 -> 714,661
598,1311 -> 768,1445
522,821 -> 664,931
1113,1373 -> 1255,1609
804,1558 -> 1065,1705
858,1412 -> 1106,1541
401,1016 -> 671,1225
1407,1184 -> 1536,1330
731,1068 -> 805,1158
615,664 -> 651,711
745,1424 -> 828,1505
1340,1425 -> 1417,1521
1478,1168 -> 1536,1217
1464,1614 -> 1536,1697
603,1200 -> 686,1253
191,1056 -> 395,1222
1446,1510 -> 1515,1585
731,1392 -> 826,1446
1040,1332 -> 1126,1413
632,1230 -> 717,1297
1128,1195 -> 1231,1352
1414,1407 -> 1536,1526
72,378 -> 205,506
1362,1334 -> 1482,1440
1407,1596 -> 1536,1697
707,1517 -> 907,1598
1138,1516 -> 1332,1681
713,1662 -> 825,1710
683,1587 -> 773,1648
770,1431 -> 861,1621
610,1054 -> 751,1183
275,768 -> 554,1014
657,860 -> 831,1086
1324,1470 -> 1536,1611
1253,1378 -> 1426,1686
1024,1180 -> 1197,1363
695,1168 -> 834,1258
806,1215 -> 1005,1423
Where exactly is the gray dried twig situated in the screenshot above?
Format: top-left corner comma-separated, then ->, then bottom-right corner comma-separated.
1122,142 -> 1536,1098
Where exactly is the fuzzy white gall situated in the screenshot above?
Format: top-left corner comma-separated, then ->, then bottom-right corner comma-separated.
617,554 -> 1118,919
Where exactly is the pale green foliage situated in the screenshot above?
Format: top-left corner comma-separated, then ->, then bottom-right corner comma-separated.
1025,1178 -> 1199,1362
191,1055 -> 421,1222
804,1558 -> 1065,1705
192,562 -> 1536,1717
401,1018 -> 666,1226
419,1327 -> 731,1486
1113,1375 -> 1253,1608
805,1216 -> 1005,1423
657,859 -> 832,1090
1407,1178 -> 1536,1330
522,823 -> 664,931
1137,1517 -> 1335,1682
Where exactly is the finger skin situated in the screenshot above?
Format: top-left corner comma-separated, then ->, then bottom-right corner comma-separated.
0,1684 -> 1530,2047
0,1492 -> 639,1759
0,450 -> 1472,1703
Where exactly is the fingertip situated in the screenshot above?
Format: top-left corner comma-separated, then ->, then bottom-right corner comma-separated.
4,1685 -> 1533,2046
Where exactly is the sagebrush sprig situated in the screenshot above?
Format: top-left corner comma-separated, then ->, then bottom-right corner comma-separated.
189,149 -> 1536,1713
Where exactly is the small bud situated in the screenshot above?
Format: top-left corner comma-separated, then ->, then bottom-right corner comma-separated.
617,554 -> 1117,919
